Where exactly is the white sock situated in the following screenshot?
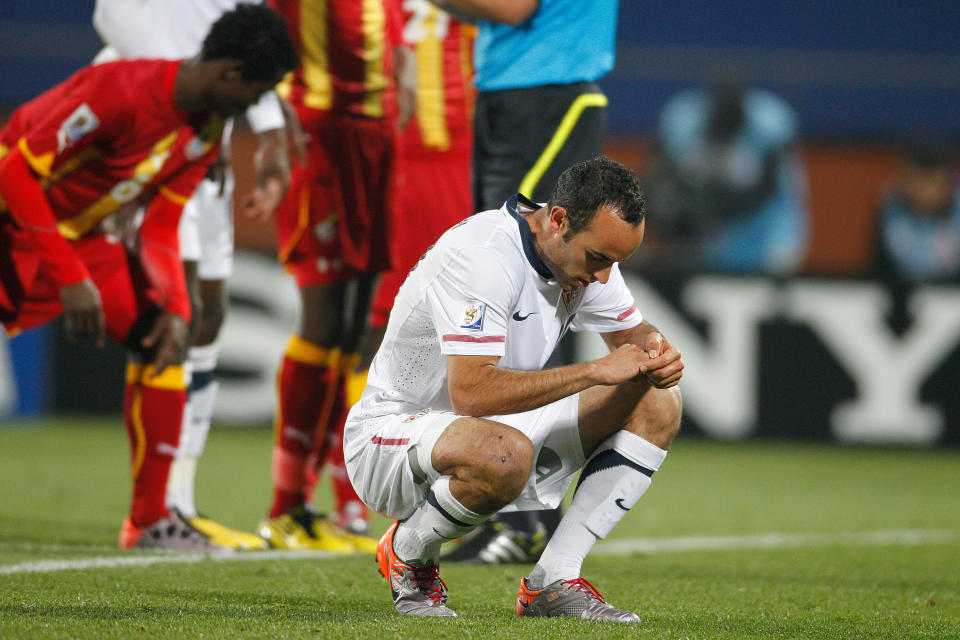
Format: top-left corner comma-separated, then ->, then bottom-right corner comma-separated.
166,345 -> 220,518
393,476 -> 489,564
528,431 -> 667,588
166,456 -> 198,516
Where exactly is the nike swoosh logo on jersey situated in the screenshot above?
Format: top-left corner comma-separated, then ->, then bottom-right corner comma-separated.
512,311 -> 536,321
615,498 -> 630,511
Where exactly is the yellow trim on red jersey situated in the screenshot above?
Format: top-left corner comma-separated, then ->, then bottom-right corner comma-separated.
285,334 -> 334,367
126,362 -> 145,384
275,71 -> 294,101
300,0 -> 333,110
1,146 -> 102,215
159,185 -> 190,206
17,138 -> 55,178
272,364 -> 283,446
415,6 -> 449,151
58,131 -> 180,240
337,351 -> 362,375
460,25 -> 476,126
361,0 -> 387,118
143,364 -> 187,391
42,147 -> 102,190
346,369 -> 368,406
314,346 -> 342,437
129,379 -> 147,480
278,184 -> 311,264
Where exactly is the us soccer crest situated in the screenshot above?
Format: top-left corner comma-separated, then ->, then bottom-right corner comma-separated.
459,303 -> 485,330
562,287 -> 584,313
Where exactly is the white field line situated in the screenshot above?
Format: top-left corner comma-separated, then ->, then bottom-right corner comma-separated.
1,529 -> 958,576
0,549 -> 334,575
591,529 -> 960,555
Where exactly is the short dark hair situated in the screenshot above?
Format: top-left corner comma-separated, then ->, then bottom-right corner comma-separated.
202,4 -> 298,83
547,155 -> 646,240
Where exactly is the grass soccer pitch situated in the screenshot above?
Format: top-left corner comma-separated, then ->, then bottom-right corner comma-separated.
1,418 -> 958,639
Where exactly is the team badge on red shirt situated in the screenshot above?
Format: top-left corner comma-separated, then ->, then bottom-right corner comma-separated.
56,103 -> 99,153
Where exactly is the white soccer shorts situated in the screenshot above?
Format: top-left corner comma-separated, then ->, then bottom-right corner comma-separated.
178,170 -> 235,280
344,394 -> 584,521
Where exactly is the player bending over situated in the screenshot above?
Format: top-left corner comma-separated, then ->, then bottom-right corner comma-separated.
0,5 -> 296,550
92,0 -> 300,551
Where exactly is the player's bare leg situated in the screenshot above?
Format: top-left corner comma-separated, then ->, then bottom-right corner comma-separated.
378,417 -> 534,616
518,382 -> 682,622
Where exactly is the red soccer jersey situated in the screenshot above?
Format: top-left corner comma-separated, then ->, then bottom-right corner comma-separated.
0,59 -> 223,318
269,0 -> 402,118
400,0 -> 474,151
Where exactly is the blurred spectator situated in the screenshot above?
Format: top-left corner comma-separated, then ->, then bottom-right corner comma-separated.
645,80 -> 809,274
872,142 -> 960,282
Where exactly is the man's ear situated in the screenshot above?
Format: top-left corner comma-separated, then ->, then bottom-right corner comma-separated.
549,205 -> 568,234
215,59 -> 244,82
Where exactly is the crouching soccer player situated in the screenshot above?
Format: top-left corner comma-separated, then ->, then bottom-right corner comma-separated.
344,156 -> 684,620
0,5 -> 296,550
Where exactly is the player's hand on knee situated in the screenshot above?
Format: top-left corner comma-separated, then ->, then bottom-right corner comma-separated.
637,336 -> 684,389
141,311 -> 189,375
59,279 -> 106,346
593,343 -> 651,385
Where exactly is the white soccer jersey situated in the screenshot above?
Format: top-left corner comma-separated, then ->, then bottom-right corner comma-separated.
346,195 -> 642,457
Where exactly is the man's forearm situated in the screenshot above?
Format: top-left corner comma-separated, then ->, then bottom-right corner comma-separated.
138,193 -> 191,321
449,359 -> 600,417
605,320 -> 660,350
0,148 -> 89,286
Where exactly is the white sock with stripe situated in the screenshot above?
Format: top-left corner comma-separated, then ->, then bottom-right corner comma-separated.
166,344 -> 219,518
527,430 -> 667,588
393,476 -> 490,564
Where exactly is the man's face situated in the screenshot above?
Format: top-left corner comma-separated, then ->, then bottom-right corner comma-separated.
539,204 -> 645,291
209,65 -> 282,117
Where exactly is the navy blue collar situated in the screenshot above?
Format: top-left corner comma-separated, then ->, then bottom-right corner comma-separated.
505,194 -> 553,279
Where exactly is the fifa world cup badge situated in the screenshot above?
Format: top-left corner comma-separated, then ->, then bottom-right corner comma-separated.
459,303 -> 485,330
56,103 -> 100,153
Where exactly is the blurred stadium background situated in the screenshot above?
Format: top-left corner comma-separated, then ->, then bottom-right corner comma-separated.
2,0 -> 960,449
